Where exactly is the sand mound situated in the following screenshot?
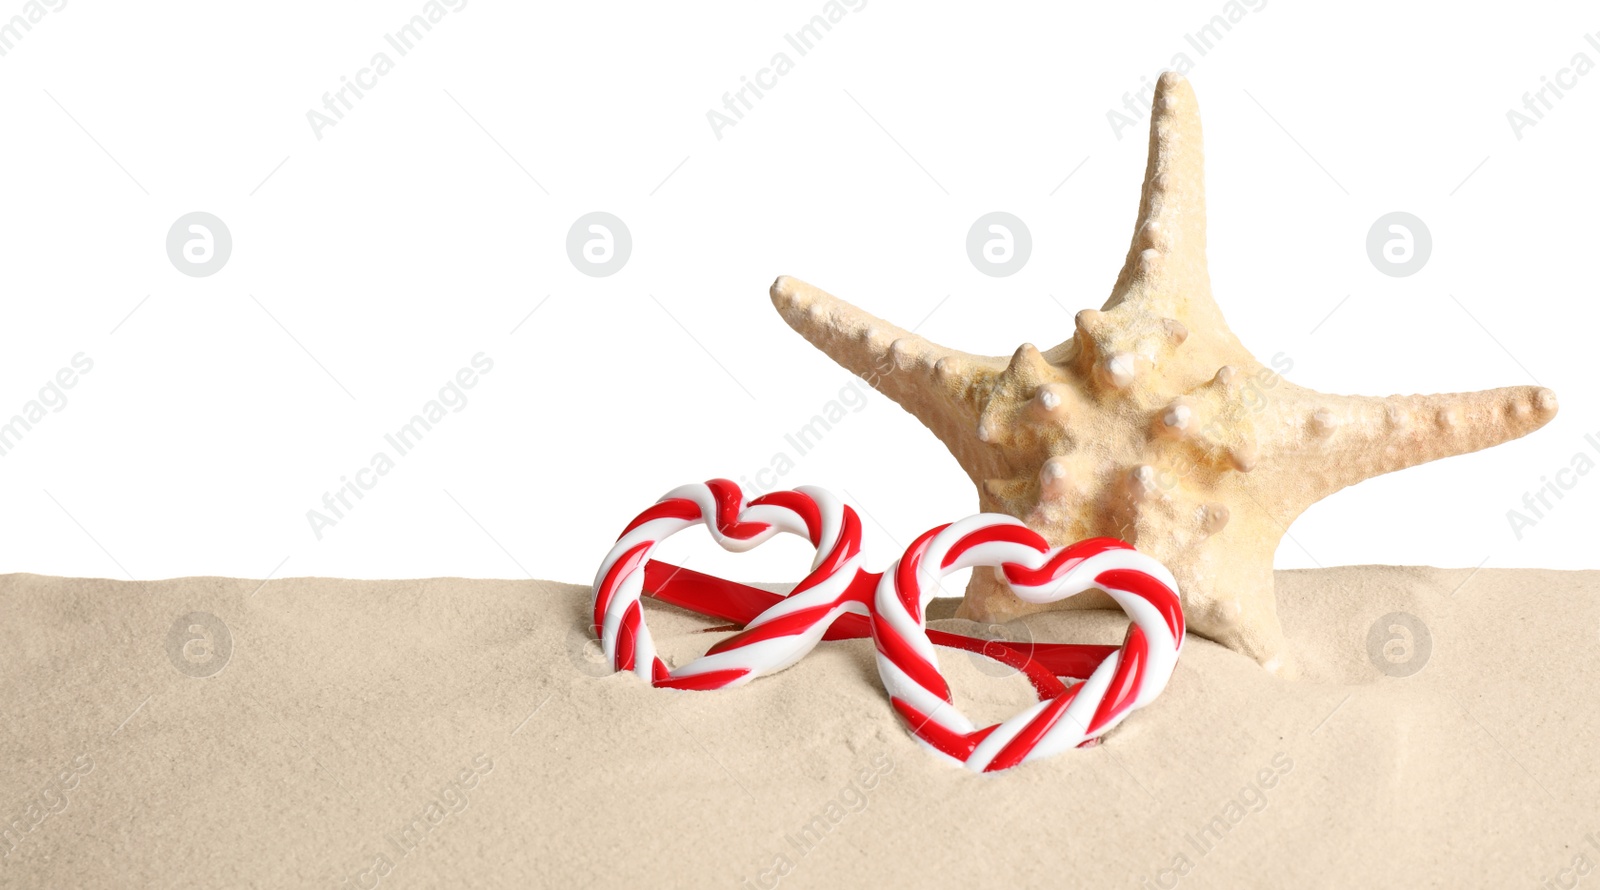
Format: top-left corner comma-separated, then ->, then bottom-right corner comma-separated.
2,566 -> 1595,887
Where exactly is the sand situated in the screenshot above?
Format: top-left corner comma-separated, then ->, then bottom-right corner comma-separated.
2,566 -> 1597,889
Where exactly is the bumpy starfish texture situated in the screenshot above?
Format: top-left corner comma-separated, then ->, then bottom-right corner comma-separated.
769,72 -> 1558,677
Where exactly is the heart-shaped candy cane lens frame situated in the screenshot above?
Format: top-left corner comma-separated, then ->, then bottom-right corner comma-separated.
871,515 -> 1185,773
591,480 -> 866,689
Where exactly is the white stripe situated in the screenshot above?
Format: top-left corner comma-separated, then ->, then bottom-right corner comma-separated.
963,698 -> 1054,772
670,603 -> 854,683
1051,652 -> 1119,753
1008,548 -> 1178,604
874,654 -> 974,734
872,568 -> 935,664
749,554 -> 862,623
797,485 -> 846,570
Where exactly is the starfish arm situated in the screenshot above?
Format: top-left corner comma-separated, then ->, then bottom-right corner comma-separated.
1261,384 -> 1559,506
1102,74 -> 1222,326
1077,71 -> 1246,377
770,276 -> 1004,480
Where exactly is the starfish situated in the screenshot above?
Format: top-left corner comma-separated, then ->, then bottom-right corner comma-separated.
768,72 -> 1557,677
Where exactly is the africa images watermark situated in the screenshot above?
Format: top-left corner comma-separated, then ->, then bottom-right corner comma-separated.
1537,827 -> 1600,890
705,0 -> 869,141
0,353 -> 94,459
736,375 -> 876,498
0,0 -> 66,59
337,753 -> 494,890
1504,429 -> 1600,541
1104,0 -> 1268,140
306,352 -> 494,540
305,0 -> 469,141
1138,751 -> 1294,890
736,344 -> 895,497
0,750 -> 93,861
740,752 -> 893,890
1505,31 -> 1600,141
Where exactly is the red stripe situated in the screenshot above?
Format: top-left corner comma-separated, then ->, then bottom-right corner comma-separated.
927,629 -> 1066,699
939,522 -> 1046,569
872,614 -> 952,703
749,490 -> 822,546
705,478 -> 769,540
1086,625 -> 1149,736
822,612 -> 873,641
704,604 -> 837,655
645,561 -> 877,639
891,697 -> 997,762
614,600 -> 644,672
791,507 -> 863,597
983,683 -> 1085,773
645,561 -> 781,625
619,498 -> 701,538
1003,536 -> 1132,588
1095,568 -> 1184,641
895,525 -> 947,621
819,570 -> 881,640
1027,642 -> 1119,680
594,542 -> 652,636
654,668 -> 750,690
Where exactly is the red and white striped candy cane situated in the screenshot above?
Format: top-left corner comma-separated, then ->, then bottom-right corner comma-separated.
591,479 -> 866,690
870,514 -> 1184,773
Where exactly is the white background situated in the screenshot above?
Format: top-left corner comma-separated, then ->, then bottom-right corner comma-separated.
0,0 -> 1594,586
